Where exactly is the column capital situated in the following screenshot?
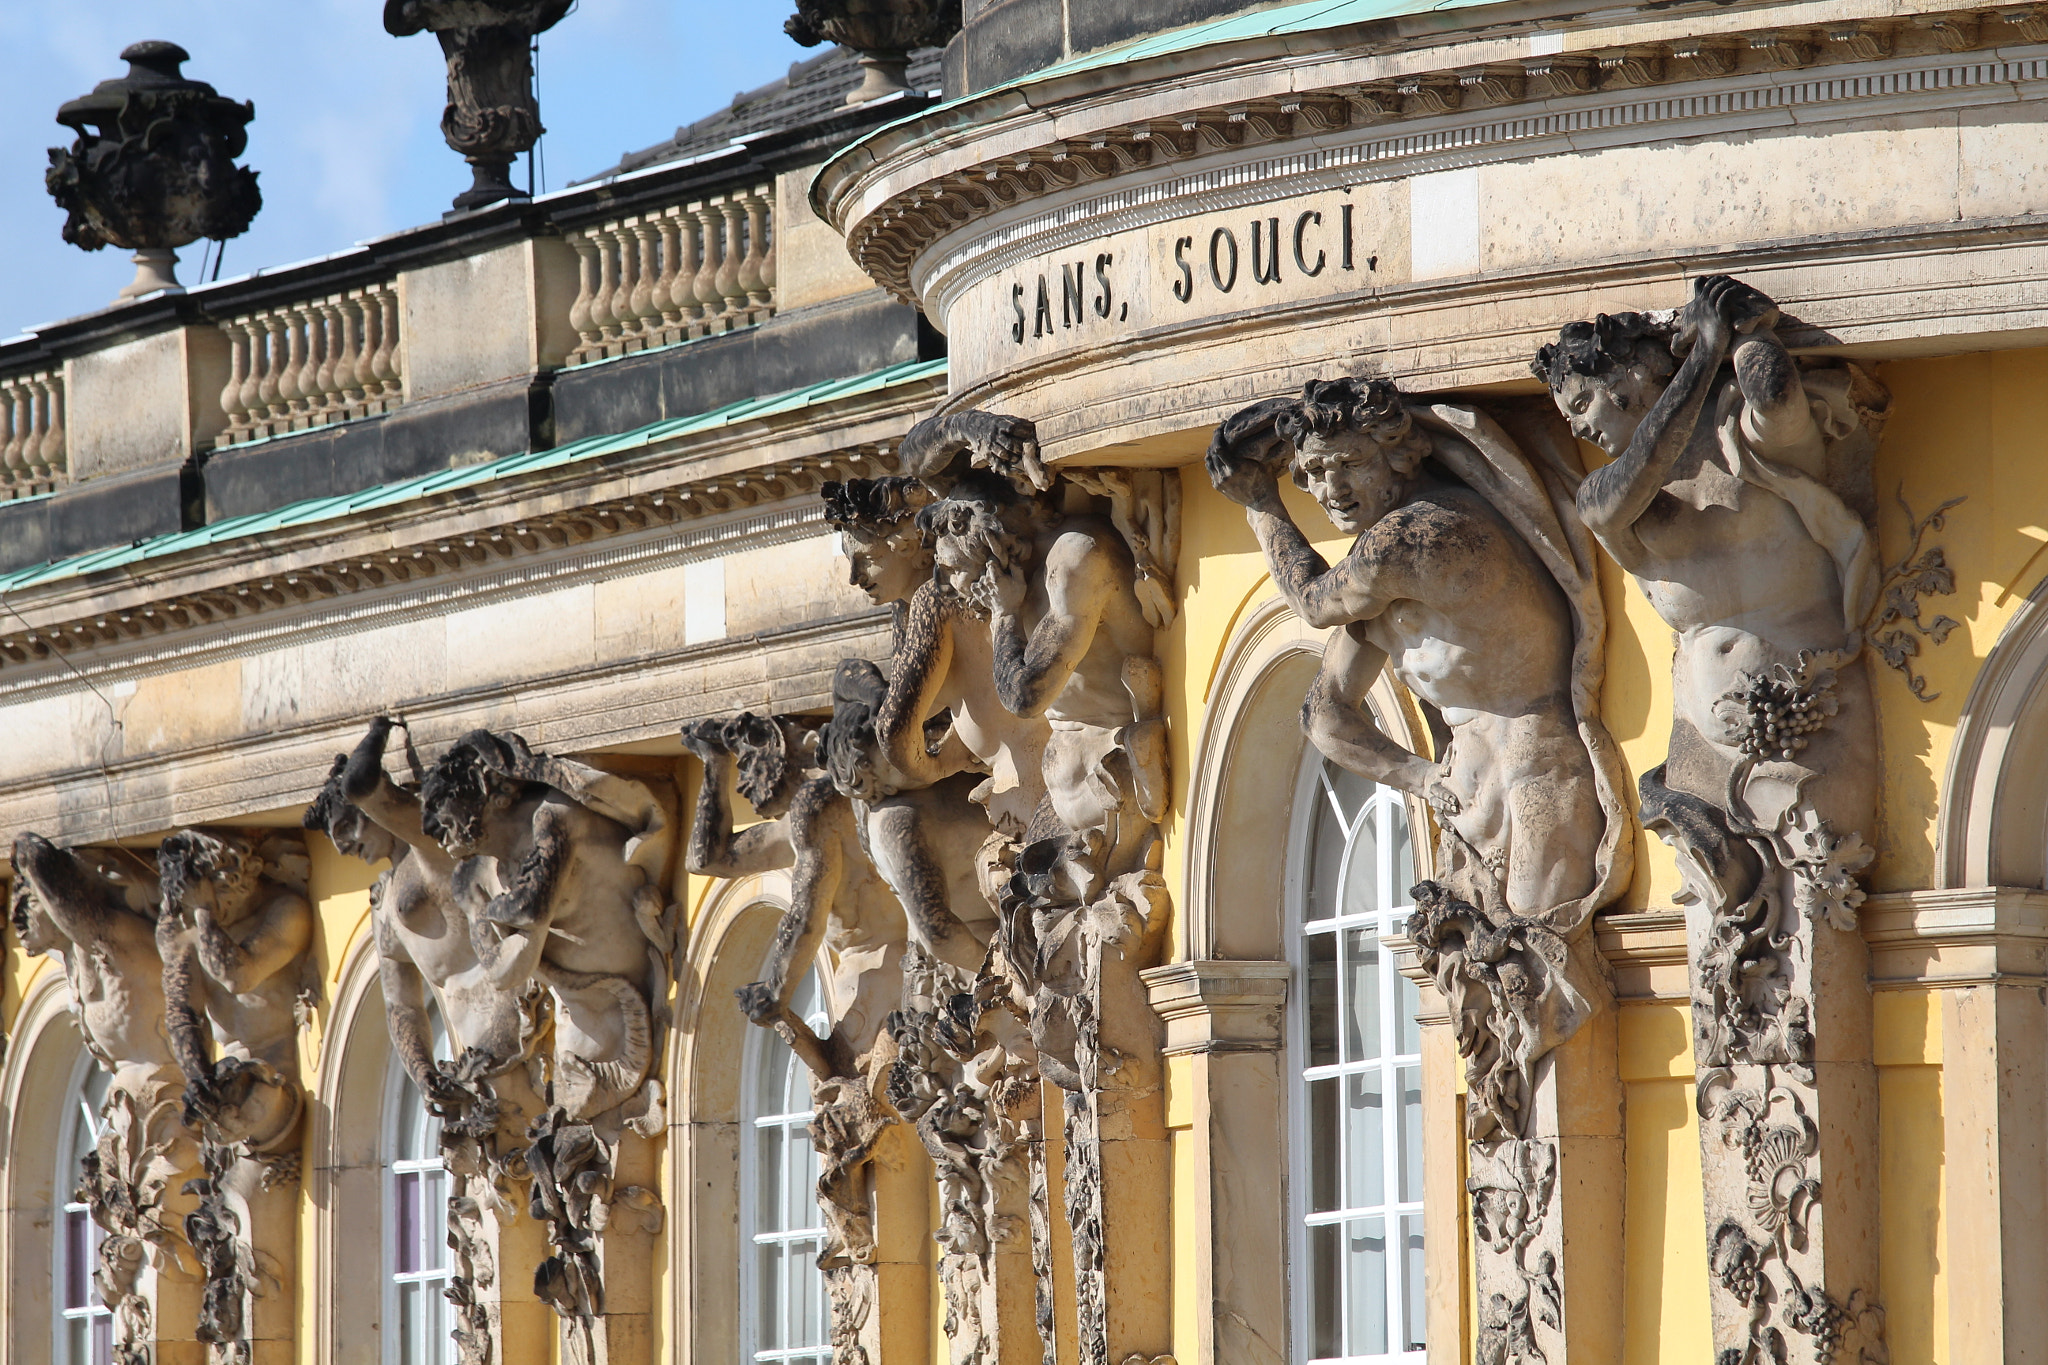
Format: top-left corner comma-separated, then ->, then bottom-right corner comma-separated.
1140,959 -> 1291,1056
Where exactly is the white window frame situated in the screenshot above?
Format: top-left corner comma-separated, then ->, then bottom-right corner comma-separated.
54,1052 -> 112,1365
1286,752 -> 1428,1364
739,970 -> 832,1365
381,1028 -> 452,1365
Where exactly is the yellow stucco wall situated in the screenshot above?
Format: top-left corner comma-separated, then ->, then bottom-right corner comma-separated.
5,346 -> 2046,1365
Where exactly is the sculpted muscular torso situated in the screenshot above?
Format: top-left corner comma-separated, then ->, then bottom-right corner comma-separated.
1209,379 -> 1602,917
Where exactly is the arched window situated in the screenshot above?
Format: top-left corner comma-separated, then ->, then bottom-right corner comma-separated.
742,969 -> 831,1365
56,1055 -> 112,1365
1288,754 -> 1426,1362
383,1034 -> 452,1365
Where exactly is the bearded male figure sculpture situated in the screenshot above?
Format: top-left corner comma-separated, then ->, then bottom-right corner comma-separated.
13,835 -> 201,1365
153,828 -> 316,1365
1536,274 -> 1892,1363
884,408 -> 1181,1365
1207,375 -> 1632,1362
416,729 -> 674,1365
306,717 -> 550,1365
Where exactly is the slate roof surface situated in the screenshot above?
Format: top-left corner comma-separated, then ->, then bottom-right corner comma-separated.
578,45 -> 946,182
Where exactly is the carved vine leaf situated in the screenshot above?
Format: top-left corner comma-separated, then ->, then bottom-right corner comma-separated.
1868,489 -> 1967,701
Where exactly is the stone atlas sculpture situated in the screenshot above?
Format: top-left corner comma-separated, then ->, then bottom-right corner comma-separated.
11,836 -> 200,1365
1536,274 -> 1900,1365
1208,374 -> 1633,1361
46,41 -> 261,300
8,268 -> 1967,1365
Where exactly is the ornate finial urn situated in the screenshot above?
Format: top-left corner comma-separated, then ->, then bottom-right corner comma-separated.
785,0 -> 960,105
384,0 -> 574,213
45,41 -> 261,302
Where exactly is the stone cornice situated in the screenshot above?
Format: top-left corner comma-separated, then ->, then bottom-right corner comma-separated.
1863,886 -> 2048,988
1141,960 -> 1294,1054
815,0 -> 2048,307
0,373 -> 942,692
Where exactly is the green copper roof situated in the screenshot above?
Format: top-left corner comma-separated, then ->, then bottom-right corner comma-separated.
0,356 -> 947,596
1013,0 -> 1504,83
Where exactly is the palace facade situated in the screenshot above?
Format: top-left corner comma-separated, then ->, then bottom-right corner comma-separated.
4,3 -> 2047,1364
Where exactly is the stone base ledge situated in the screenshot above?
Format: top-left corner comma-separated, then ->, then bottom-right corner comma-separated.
1863,886 -> 2048,988
1140,959 -> 1292,1055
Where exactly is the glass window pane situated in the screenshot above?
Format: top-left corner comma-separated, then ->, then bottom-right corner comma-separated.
92,1311 -> 112,1365
757,1241 -> 783,1350
1344,1071 -> 1384,1210
1402,1213 -> 1428,1350
1395,971 -> 1422,1057
67,1318 -> 88,1365
1340,808 -> 1382,919
1308,1077 -> 1339,1214
1305,931 -> 1337,1068
1325,762 -> 1373,826
1344,1216 -> 1388,1357
65,1208 -> 91,1309
396,1172 -> 420,1274
1391,803 -> 1416,906
1309,1221 -> 1341,1360
399,1283 -> 420,1365
1397,1065 -> 1425,1203
1342,928 -> 1381,1063
1306,797 -> 1348,925
757,1125 -> 784,1236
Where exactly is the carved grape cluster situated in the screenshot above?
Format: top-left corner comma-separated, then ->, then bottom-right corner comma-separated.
1722,658 -> 1839,762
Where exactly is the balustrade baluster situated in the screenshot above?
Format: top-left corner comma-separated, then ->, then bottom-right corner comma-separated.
756,184 -> 777,307
653,213 -> 685,341
312,300 -> 342,418
238,318 -> 267,435
0,382 -> 23,493
738,188 -> 771,313
219,322 -> 251,444
714,199 -> 747,319
690,204 -> 722,329
567,230 -> 601,360
627,219 -> 659,343
23,377 -> 53,481
371,288 -> 401,406
37,375 -> 62,481
279,307 -> 310,424
260,313 -> 288,424
669,208 -> 704,336
587,228 -> 619,345
330,297 -> 362,414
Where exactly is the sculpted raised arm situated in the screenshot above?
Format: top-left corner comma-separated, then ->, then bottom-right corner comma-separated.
900,410 -> 1044,488
741,780 -> 845,1022
1302,625 -> 1442,802
344,718 -> 452,865
680,721 -> 796,877
990,535 -> 1115,718
1574,276 -> 1750,558
878,583 -> 968,786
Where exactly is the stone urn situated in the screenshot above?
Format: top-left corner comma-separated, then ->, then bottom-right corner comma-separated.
45,41 -> 261,301
384,0 -> 574,213
786,0 -> 961,104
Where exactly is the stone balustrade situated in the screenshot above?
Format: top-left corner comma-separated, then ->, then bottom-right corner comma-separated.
215,283 -> 403,449
564,183 -> 776,365
0,368 -> 66,500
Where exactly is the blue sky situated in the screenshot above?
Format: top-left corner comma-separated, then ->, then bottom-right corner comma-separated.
0,0 -> 810,335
